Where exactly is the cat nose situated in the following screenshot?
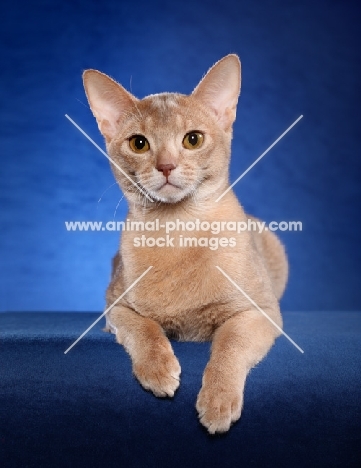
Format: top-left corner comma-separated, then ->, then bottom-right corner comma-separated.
157,163 -> 176,178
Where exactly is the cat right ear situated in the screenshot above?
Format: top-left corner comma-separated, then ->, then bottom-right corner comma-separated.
192,55 -> 241,132
83,70 -> 137,142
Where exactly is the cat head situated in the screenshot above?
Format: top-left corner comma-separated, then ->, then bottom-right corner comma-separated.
83,54 -> 241,206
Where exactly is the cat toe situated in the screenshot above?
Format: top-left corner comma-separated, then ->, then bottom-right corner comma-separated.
196,386 -> 243,434
133,352 -> 181,398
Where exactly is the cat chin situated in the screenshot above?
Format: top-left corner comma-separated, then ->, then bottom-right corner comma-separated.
150,192 -> 188,204
150,186 -> 192,204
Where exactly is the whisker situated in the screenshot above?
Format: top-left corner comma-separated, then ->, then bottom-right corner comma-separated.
97,182 -> 118,206
113,196 -> 124,221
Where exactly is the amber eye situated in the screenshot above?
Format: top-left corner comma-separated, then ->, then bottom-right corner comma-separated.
129,135 -> 150,153
182,132 -> 204,150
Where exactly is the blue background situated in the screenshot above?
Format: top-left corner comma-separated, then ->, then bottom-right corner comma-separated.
1,0 -> 360,312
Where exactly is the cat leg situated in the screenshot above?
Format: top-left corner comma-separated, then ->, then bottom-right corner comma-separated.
109,305 -> 181,397
196,310 -> 281,434
103,252 -> 123,333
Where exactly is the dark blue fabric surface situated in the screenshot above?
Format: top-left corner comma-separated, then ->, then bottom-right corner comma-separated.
1,0 -> 361,312
1,312 -> 360,467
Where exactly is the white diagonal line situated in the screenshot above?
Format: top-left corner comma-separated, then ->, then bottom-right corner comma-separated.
65,114 -> 154,202
216,266 -> 304,353
64,266 -> 153,354
215,115 -> 303,202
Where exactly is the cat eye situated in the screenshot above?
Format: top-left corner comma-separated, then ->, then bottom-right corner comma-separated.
182,132 -> 204,150
129,135 -> 150,154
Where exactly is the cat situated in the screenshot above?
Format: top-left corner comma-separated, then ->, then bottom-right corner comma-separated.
83,54 -> 288,434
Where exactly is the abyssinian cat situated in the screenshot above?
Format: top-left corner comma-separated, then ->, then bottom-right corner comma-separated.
83,55 -> 288,434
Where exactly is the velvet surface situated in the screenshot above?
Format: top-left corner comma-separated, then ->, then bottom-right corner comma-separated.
1,0 -> 361,312
1,312 -> 360,467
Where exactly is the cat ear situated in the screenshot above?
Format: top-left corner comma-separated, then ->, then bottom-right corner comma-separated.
192,54 -> 241,131
83,70 -> 137,142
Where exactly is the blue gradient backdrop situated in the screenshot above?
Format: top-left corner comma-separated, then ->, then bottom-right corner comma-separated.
1,0 -> 360,312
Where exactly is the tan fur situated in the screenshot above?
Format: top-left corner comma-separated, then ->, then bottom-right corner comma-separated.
83,55 -> 288,434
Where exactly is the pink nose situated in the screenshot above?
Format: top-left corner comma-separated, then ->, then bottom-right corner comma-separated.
157,163 -> 176,178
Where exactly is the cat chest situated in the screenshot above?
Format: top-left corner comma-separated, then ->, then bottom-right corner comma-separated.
124,263 -> 236,340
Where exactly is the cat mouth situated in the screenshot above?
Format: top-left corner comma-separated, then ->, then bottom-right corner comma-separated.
134,178 -> 191,204
152,181 -> 191,203
134,180 -> 182,203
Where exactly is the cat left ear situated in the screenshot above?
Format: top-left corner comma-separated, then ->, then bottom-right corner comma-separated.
83,70 -> 137,142
192,54 -> 241,131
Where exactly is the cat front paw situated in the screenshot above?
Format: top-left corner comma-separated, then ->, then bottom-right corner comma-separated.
196,377 -> 243,434
133,348 -> 181,398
